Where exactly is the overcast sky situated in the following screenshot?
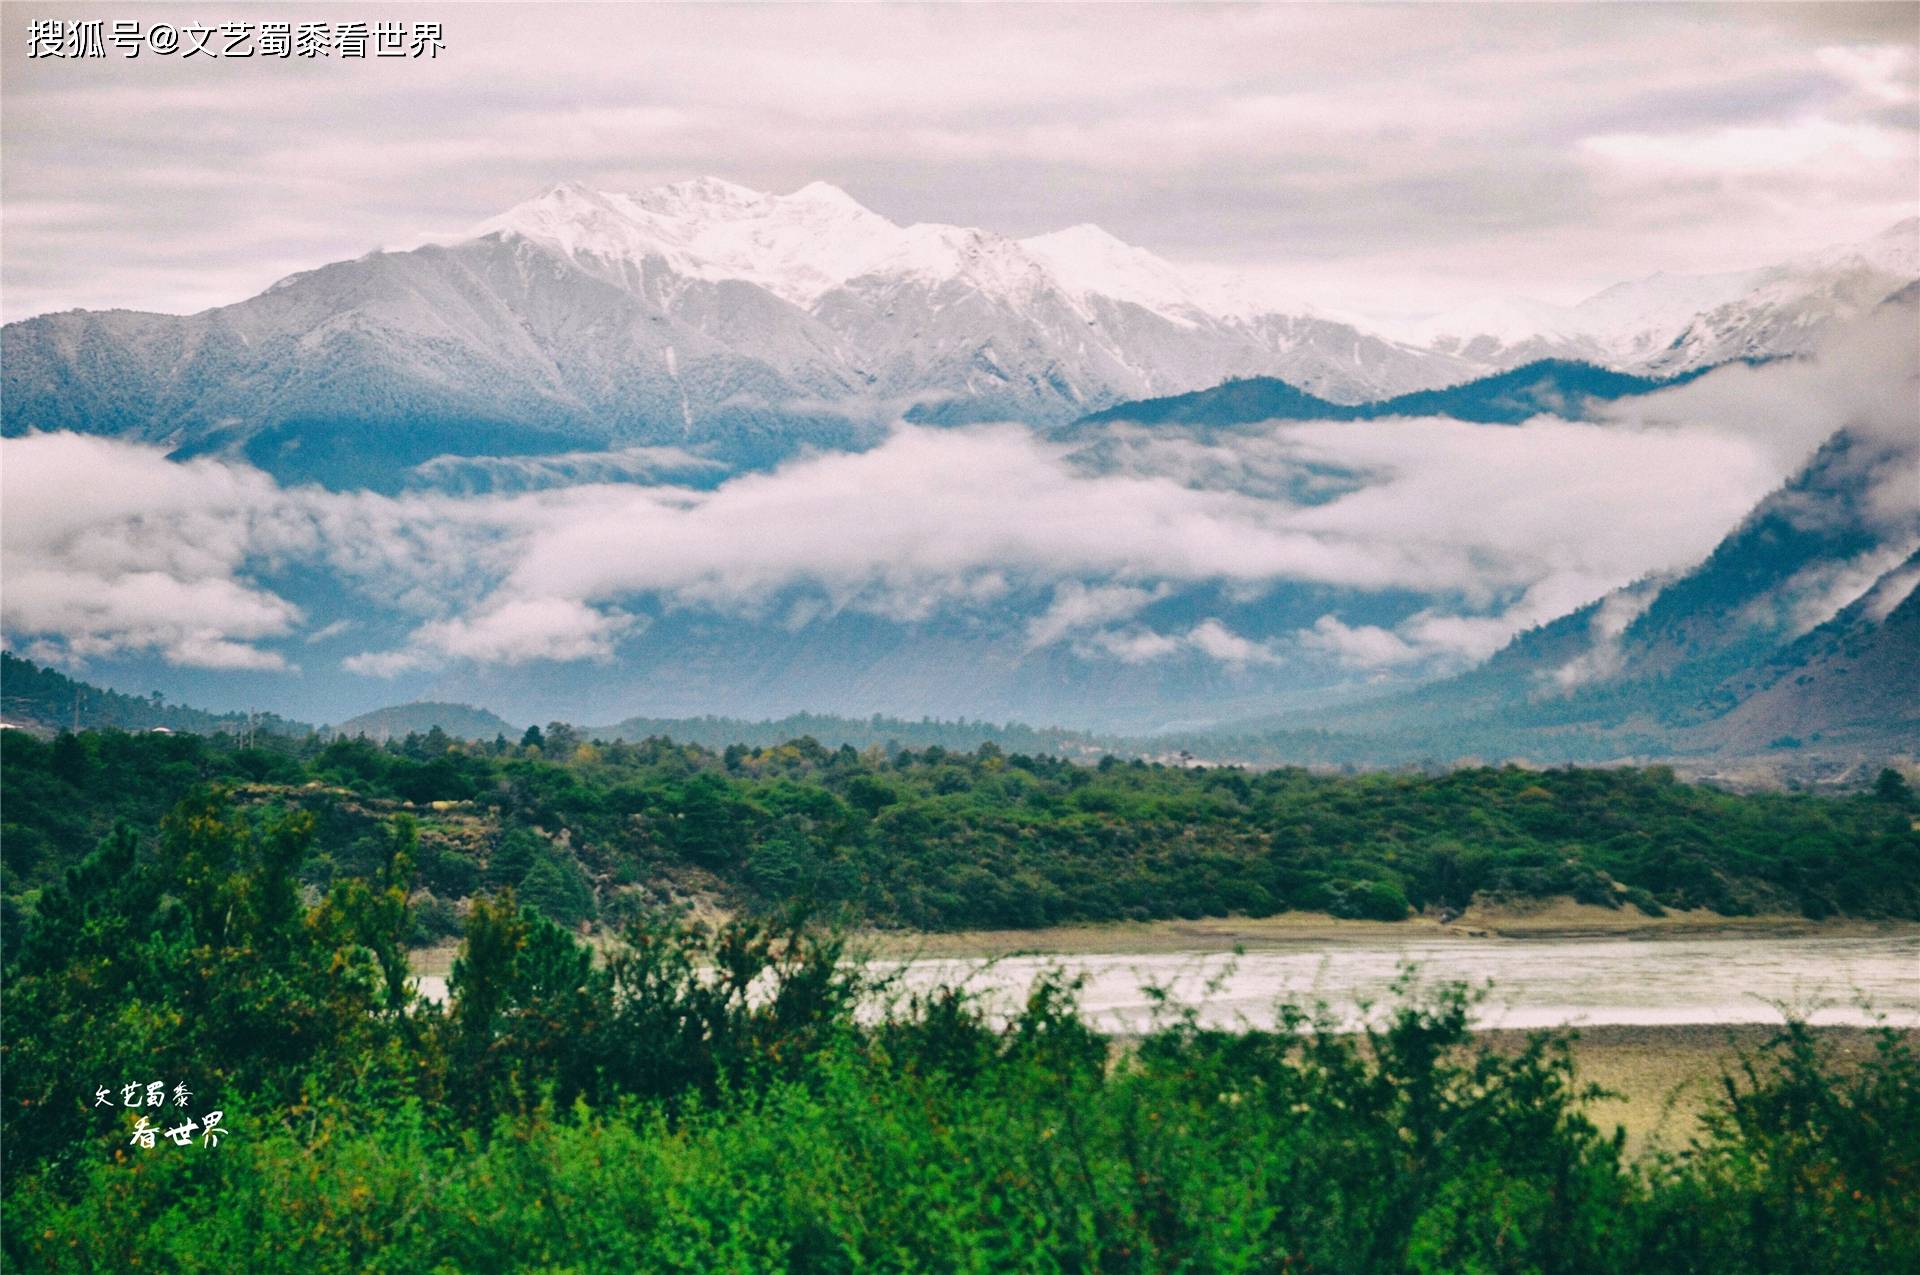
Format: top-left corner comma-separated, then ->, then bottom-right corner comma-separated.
3,2 -> 1916,323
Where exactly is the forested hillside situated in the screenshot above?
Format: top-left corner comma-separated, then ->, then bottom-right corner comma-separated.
329,701 -> 524,744
0,652 -> 308,739
5,725 -> 1915,950
1072,359 -> 1711,430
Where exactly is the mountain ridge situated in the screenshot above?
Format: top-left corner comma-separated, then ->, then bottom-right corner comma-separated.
1073,358 -> 1719,430
1207,413 -> 1920,765
7,179 -> 1910,489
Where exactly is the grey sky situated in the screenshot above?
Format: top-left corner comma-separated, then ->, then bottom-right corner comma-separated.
3,2 -> 1916,323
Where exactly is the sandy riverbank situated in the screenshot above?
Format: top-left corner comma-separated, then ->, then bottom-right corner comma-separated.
1484,1022 -> 1915,1156
846,899 -> 1920,959
409,899 -> 1918,974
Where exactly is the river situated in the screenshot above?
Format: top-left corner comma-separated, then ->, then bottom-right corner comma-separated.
413,932 -> 1919,1032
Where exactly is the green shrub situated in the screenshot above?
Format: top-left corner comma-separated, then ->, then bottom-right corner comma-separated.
4,792 -> 1915,1271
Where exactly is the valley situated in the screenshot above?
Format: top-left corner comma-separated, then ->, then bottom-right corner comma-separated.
6,8 -> 1918,1265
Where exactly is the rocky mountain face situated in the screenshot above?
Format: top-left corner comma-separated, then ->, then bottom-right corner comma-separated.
1290,402 -> 1920,763
1703,553 -> 1920,754
6,180 -> 1912,489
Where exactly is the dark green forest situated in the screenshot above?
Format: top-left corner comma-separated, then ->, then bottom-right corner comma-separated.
3,788 -> 1916,1271
5,726 -> 1918,954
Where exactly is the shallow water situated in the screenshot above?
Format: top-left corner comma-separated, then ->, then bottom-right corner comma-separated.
413,933 -> 1920,1032
873,935 -> 1920,1033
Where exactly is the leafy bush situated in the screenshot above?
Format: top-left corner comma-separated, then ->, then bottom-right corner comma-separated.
3,791 -> 1915,1270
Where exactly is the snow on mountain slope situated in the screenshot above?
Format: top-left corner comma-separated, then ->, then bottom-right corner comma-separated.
1,178 -> 1488,482
5,178 -> 1913,489
469,177 -> 921,307
464,179 -> 1489,408
1643,218 -> 1920,373
1018,223 -> 1257,322
470,179 -> 1257,323
1410,217 -> 1918,371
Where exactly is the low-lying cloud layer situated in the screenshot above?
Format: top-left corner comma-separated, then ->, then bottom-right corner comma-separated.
5,312 -> 1912,687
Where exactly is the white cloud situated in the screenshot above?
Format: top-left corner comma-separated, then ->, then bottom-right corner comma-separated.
1073,621 -> 1280,667
305,619 -> 359,644
1581,117 -> 1909,179
1748,540 -> 1920,638
0,409 -> 1811,676
1079,628 -> 1186,665
0,433 -> 307,669
1025,582 -> 1164,650
1186,619 -> 1282,666
1300,617 -> 1422,670
5,311 -> 1909,682
1861,560 -> 1920,624
1548,580 -> 1666,690
478,411 -> 1783,633
347,598 -> 638,676
1816,43 -> 1919,107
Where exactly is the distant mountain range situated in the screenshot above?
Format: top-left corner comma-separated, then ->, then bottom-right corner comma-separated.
7,664 -> 1119,760
4,178 -> 1911,487
3,180 -> 1913,770
1402,220 -> 1918,372
6,311 -> 1910,762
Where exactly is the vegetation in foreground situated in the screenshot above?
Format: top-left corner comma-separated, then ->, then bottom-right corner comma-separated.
3,793 -> 1918,1272
4,726 -> 1918,953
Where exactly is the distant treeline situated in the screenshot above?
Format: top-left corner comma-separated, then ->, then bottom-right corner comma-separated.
5,725 -> 1916,948
586,711 -> 1106,757
0,652 -> 309,738
8,651 -> 1107,759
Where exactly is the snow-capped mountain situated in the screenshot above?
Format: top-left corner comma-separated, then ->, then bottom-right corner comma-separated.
0,177 -> 1487,486
459,178 -> 1261,322
443,176 -> 1478,415
3,179 -> 1913,490
1409,217 -> 1918,369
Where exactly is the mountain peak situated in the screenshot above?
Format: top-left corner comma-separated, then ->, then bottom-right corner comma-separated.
1021,221 -> 1246,319
1034,222 -> 1131,251
462,182 -> 1263,319
458,175 -> 915,306
786,180 -> 867,211
537,179 -> 598,201
510,179 -> 619,217
1864,216 -> 1919,273
635,175 -> 767,210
